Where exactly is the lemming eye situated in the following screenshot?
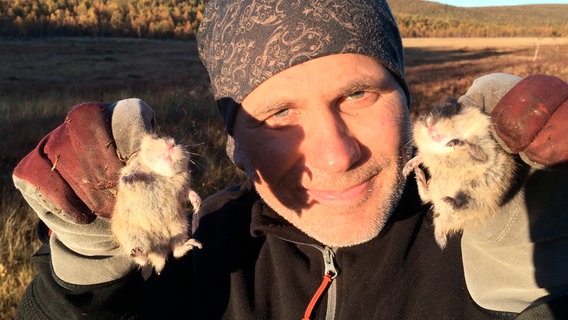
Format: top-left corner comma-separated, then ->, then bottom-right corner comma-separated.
446,139 -> 464,147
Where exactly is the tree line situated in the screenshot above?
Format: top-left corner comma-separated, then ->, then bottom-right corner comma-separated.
0,0 -> 205,39
395,13 -> 568,38
0,0 -> 566,39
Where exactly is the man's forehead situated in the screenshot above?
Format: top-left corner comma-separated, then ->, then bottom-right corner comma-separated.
242,56 -> 393,108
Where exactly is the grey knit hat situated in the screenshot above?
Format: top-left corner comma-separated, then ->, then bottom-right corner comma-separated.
197,0 -> 409,132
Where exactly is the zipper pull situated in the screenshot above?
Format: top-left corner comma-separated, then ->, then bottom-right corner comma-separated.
323,246 -> 338,279
302,246 -> 340,320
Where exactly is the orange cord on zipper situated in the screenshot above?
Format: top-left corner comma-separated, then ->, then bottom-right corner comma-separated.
302,273 -> 334,320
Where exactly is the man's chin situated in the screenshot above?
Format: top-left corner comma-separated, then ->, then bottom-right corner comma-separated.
302,217 -> 386,247
289,205 -> 390,247
296,179 -> 405,247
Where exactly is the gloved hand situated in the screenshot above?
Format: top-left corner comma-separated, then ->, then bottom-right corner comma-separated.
456,74 -> 568,314
459,73 -> 568,168
13,98 -> 156,286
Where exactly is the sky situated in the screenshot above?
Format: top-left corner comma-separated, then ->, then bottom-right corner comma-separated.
429,0 -> 568,7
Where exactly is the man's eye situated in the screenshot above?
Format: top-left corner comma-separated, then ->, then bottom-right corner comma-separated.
347,91 -> 365,100
339,91 -> 379,112
273,109 -> 289,117
264,109 -> 298,128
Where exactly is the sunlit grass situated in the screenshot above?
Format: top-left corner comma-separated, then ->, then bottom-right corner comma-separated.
0,185 -> 40,320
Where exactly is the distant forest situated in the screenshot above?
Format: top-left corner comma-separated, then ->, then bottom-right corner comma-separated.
0,0 -> 205,39
395,13 -> 567,37
389,0 -> 568,37
0,0 -> 566,39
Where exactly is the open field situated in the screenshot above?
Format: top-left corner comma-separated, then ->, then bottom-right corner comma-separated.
0,38 -> 212,174
1,36 -> 567,319
402,37 -> 568,114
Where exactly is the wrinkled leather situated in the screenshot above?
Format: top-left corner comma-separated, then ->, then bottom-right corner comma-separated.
14,102 -> 122,222
491,74 -> 568,167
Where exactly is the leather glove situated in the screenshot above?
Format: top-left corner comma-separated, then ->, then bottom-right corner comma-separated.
459,73 -> 568,168
456,74 -> 568,313
492,74 -> 568,168
13,98 -> 155,286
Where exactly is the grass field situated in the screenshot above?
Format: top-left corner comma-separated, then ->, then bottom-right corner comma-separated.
1,36 -> 567,319
402,37 -> 568,115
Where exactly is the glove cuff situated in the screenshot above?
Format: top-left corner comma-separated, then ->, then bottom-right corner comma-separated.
14,175 -> 136,285
457,73 -> 522,114
50,233 -> 135,286
111,98 -> 156,161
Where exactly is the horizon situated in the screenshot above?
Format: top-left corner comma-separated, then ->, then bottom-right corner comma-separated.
428,0 -> 568,6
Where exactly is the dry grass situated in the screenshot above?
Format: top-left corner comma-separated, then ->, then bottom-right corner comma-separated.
403,38 -> 568,115
1,36 -> 567,319
0,188 -> 38,319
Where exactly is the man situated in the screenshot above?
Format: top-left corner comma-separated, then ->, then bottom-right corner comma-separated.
13,0 -> 568,319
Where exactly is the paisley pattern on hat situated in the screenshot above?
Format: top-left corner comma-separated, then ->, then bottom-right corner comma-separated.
198,0 -> 407,107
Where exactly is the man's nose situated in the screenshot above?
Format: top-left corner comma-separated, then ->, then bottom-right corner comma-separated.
305,111 -> 361,174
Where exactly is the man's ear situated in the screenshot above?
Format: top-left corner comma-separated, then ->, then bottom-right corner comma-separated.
226,135 -> 246,170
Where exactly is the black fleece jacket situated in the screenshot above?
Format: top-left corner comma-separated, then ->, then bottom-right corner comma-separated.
16,182 -> 566,319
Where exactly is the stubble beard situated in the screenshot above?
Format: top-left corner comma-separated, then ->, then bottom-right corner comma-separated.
242,122 -> 412,247
249,153 -> 408,247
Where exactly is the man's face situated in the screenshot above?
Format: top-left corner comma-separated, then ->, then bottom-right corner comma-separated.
233,53 -> 411,246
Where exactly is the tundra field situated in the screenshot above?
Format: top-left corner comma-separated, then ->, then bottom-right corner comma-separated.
1,36 -> 567,318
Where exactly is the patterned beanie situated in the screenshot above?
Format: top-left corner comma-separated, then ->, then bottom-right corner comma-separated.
197,0 -> 409,132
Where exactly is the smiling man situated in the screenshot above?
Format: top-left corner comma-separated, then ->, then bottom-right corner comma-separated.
13,0 -> 568,319
233,54 -> 410,247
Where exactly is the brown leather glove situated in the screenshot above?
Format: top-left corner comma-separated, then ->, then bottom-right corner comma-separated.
491,74 -> 568,168
458,73 -> 568,168
15,102 -> 122,223
13,98 -> 155,285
